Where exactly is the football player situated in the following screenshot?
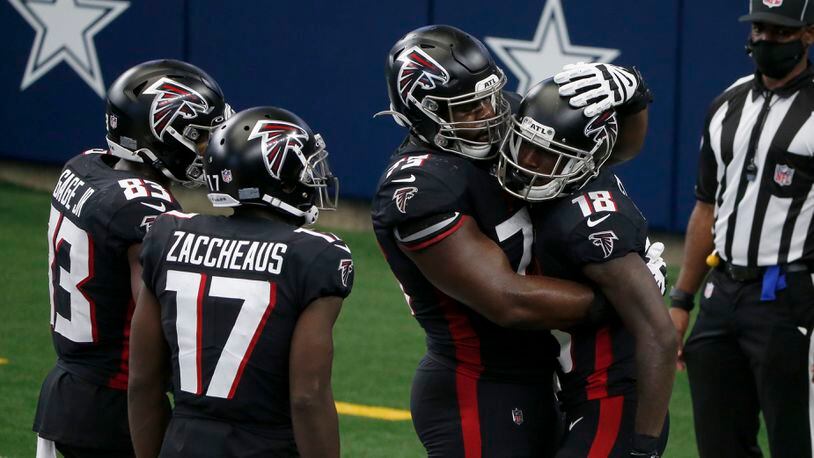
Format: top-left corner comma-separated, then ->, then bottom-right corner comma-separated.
33,60 -> 230,458
497,77 -> 677,458
371,25 -> 656,457
128,106 -> 348,457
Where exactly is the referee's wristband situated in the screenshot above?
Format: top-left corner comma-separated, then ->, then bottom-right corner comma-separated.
669,287 -> 695,312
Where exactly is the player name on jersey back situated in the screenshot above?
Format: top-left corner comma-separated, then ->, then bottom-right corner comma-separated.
52,168 -> 96,217
165,230 -> 287,274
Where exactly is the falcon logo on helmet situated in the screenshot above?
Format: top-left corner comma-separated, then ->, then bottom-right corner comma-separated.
248,120 -> 310,179
393,186 -> 418,214
144,77 -> 211,141
585,111 -> 619,157
396,47 -> 450,106
588,230 -> 619,259
338,259 -> 354,287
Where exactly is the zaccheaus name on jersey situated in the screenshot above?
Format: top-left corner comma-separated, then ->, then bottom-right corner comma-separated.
52,168 -> 96,217
165,230 -> 287,274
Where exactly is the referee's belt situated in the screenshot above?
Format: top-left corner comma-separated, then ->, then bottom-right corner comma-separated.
716,260 -> 810,282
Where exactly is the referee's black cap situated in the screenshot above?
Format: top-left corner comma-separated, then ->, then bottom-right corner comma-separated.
739,0 -> 814,27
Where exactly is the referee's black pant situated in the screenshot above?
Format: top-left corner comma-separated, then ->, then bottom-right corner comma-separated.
684,267 -> 813,458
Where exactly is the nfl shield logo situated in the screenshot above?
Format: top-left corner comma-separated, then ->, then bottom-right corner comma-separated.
763,0 -> 783,7
221,169 -> 233,183
774,164 -> 794,186
512,408 -> 524,425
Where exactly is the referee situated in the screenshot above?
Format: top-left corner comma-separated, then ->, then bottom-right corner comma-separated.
670,1 -> 814,457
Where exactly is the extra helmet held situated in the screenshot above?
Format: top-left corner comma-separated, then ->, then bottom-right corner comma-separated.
105,59 -> 231,184
497,79 -> 619,201
204,106 -> 338,225
381,25 -> 510,159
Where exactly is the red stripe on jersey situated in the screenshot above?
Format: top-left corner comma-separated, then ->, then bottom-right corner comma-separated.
227,282 -> 277,399
401,215 -> 468,252
108,297 -> 136,390
438,293 -> 483,458
195,273 -> 208,396
587,396 -> 624,458
586,326 -> 613,400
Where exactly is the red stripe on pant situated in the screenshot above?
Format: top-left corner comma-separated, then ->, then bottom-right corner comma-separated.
588,396 -> 625,458
586,326 -> 613,400
438,293 -> 484,458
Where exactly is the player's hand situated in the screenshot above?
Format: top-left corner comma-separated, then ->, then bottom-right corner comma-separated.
555,62 -> 641,117
644,240 -> 667,296
669,307 -> 690,371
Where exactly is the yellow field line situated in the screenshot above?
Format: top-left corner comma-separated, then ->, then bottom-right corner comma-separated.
335,401 -> 412,421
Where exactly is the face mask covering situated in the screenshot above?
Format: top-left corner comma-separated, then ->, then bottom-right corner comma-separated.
747,39 -> 805,79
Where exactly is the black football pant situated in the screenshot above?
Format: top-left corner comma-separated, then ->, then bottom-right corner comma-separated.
33,365 -> 134,457
684,268 -> 812,458
410,355 -> 561,457
556,396 -> 668,458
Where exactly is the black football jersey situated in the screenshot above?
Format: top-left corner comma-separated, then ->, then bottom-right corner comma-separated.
140,212 -> 353,431
47,151 -> 182,389
530,170 -> 648,406
371,136 -> 559,382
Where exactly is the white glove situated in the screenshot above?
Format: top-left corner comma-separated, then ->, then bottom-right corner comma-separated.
554,62 -> 640,118
644,238 -> 667,296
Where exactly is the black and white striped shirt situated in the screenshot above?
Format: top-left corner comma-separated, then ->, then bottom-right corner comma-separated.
696,65 -> 814,267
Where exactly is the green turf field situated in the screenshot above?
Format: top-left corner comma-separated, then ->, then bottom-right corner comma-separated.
0,181 -> 768,457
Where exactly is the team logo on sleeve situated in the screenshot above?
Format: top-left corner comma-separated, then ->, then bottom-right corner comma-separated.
763,0 -> 783,7
143,77 -> 211,141
393,186 -> 418,214
588,230 -> 618,259
338,259 -> 354,287
397,47 -> 450,105
248,121 -> 309,179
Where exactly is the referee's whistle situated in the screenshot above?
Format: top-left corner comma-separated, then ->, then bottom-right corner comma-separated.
706,251 -> 720,268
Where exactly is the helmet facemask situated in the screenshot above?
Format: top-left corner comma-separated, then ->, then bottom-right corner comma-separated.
299,134 -> 339,213
497,115 -> 613,202
419,71 -> 511,159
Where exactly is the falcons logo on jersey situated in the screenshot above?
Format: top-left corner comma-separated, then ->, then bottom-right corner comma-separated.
393,186 -> 418,214
397,46 -> 450,106
585,111 -> 619,157
248,120 -> 309,179
143,77 -> 211,141
338,259 -> 354,287
588,230 -> 619,259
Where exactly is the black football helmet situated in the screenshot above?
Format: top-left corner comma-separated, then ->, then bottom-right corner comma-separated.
204,107 -> 338,225
497,78 -> 619,201
105,59 -> 232,184
380,25 -> 510,159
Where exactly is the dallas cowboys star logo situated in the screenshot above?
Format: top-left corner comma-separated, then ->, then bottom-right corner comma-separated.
484,0 -> 620,94
8,0 -> 130,98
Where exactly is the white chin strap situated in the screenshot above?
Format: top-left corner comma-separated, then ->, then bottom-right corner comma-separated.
262,194 -> 319,225
105,138 -> 188,182
106,138 -> 144,163
457,141 -> 493,159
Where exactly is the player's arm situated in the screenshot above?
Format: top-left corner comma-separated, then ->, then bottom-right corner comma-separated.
128,281 -> 171,457
402,217 -> 597,330
582,253 -> 677,439
290,296 -> 343,458
609,108 -> 648,165
670,200 -> 714,369
128,244 -> 145,302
